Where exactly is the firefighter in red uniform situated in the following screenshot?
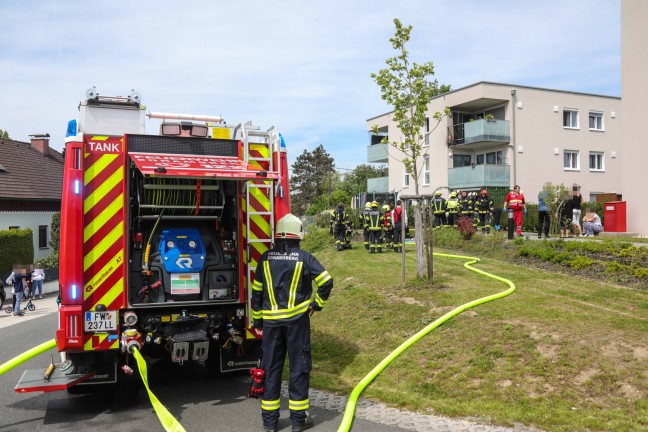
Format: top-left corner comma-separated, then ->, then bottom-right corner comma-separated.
251,214 -> 333,432
392,200 -> 404,252
503,184 -> 527,236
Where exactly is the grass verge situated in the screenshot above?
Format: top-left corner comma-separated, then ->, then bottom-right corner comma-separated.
303,228 -> 648,432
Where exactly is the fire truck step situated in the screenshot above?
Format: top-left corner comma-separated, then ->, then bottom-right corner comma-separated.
14,368 -> 96,393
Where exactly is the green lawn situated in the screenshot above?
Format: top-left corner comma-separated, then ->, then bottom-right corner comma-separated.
305,232 -> 648,432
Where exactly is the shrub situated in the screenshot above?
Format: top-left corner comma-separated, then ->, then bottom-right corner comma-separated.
605,261 -> 627,274
456,216 -> 475,240
567,256 -> 594,270
36,252 -> 59,269
0,228 -> 34,274
302,227 -> 332,253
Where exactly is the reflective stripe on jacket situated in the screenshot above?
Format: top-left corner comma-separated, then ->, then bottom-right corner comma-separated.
251,244 -> 333,328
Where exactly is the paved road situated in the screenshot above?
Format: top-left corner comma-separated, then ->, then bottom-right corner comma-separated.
0,287 -> 540,432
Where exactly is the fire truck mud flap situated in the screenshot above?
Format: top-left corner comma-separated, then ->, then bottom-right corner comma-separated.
14,369 -> 96,393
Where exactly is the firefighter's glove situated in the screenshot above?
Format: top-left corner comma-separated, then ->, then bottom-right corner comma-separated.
248,367 -> 265,399
524,208 -> 528,215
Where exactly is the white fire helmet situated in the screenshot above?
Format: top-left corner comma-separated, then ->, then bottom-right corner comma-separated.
275,213 -> 304,240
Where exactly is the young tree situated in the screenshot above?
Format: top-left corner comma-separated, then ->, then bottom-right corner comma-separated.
371,18 -> 451,280
290,145 -> 335,216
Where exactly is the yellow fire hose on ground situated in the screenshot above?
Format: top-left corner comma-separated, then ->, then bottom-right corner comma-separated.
0,338 -> 57,376
0,340 -> 185,432
337,252 -> 516,432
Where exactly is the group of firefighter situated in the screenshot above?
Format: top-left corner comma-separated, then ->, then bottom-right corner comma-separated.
431,189 -> 497,233
330,200 -> 404,254
330,188 -> 498,253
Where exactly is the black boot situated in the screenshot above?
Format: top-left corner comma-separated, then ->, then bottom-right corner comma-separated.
292,416 -> 313,432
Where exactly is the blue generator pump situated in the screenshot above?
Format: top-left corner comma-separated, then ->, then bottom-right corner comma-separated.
159,229 -> 206,273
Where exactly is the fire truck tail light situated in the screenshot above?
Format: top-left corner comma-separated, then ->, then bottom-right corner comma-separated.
67,315 -> 80,338
71,284 -> 78,300
74,180 -> 81,195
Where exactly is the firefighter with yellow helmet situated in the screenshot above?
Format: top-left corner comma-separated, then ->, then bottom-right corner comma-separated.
446,191 -> 459,226
252,214 -> 333,432
381,204 -> 394,250
366,201 -> 385,253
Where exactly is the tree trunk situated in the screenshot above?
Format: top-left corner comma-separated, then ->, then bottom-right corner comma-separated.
427,203 -> 434,285
414,205 -> 425,277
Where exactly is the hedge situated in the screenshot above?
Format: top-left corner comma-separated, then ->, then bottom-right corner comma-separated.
0,228 -> 34,276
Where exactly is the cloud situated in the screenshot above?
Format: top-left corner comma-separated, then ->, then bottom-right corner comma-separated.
0,0 -> 620,169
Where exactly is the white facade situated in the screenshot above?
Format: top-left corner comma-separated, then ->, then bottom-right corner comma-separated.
0,212 -> 55,261
367,82 -> 622,204
621,0 -> 648,236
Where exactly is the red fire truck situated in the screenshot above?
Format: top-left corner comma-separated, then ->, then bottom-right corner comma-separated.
17,89 -> 291,392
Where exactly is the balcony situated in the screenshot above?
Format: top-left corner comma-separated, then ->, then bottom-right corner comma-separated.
367,176 -> 389,193
367,143 -> 389,163
448,164 -> 510,189
449,119 -> 510,148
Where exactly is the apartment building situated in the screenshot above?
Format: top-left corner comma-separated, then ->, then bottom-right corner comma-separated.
621,0 -> 647,236
367,81 -> 622,206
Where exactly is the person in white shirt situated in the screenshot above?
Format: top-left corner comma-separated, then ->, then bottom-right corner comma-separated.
31,265 -> 45,299
582,209 -> 603,237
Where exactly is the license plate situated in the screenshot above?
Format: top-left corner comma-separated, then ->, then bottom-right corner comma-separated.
84,310 -> 118,332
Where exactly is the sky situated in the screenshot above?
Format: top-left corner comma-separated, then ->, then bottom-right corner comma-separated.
0,0 -> 621,171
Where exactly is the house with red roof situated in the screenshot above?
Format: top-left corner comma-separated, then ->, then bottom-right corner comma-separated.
0,135 -> 64,261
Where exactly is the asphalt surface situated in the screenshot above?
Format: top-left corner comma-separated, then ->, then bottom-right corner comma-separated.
0,285 -> 541,432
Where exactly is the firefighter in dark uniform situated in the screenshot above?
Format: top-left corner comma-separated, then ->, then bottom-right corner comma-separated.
431,191 -> 447,228
458,190 -> 473,224
381,204 -> 393,250
343,220 -> 354,249
251,214 -> 333,432
367,201 -> 384,253
361,201 -> 372,250
476,189 -> 495,233
330,202 -> 350,251
446,191 -> 459,227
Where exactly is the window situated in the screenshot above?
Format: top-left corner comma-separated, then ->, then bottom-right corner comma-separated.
38,225 -> 49,249
563,109 -> 579,128
403,172 -> 410,187
423,155 -> 430,185
453,154 -> 471,168
589,111 -> 604,131
476,151 -> 504,165
9,226 -> 20,230
424,117 -> 430,147
564,150 -> 580,170
589,151 -> 604,171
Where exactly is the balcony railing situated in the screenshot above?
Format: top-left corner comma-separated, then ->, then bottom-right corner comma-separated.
448,164 -> 510,189
367,176 -> 389,193
448,119 -> 510,146
367,143 -> 389,163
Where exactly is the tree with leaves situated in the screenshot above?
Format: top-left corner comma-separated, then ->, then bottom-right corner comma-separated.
371,18 -> 451,281
290,145 -> 335,216
0,129 -> 11,139
339,164 -> 388,197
